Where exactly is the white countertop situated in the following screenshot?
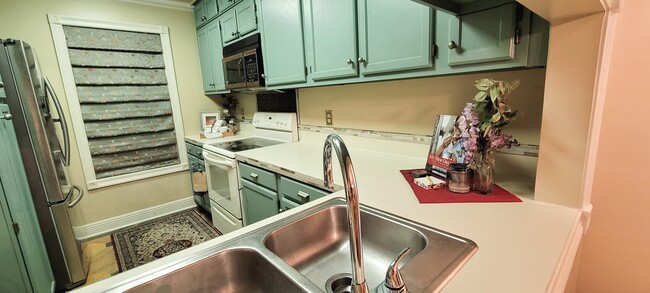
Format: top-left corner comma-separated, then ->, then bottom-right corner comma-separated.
77,131 -> 580,293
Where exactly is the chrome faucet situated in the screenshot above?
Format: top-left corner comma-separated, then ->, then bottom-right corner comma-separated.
323,134 -> 369,293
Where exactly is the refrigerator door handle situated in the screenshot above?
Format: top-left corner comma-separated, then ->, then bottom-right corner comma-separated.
44,77 -> 70,167
67,185 -> 84,208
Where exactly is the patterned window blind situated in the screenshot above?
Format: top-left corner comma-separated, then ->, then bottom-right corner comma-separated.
61,26 -> 180,180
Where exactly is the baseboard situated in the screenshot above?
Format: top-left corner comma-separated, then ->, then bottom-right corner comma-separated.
73,197 -> 196,240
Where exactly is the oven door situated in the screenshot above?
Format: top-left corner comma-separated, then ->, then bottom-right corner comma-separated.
223,52 -> 246,89
202,150 -> 242,219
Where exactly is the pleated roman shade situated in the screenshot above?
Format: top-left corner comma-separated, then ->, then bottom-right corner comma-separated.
62,26 -> 180,179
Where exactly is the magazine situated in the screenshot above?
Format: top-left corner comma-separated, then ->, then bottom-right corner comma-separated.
425,114 -> 465,177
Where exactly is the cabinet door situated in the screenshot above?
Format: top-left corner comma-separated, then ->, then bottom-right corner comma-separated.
220,11 -> 238,44
448,3 -> 517,66
196,26 -> 216,92
236,0 -> 258,38
204,0 -> 219,20
219,0 -> 236,12
0,183 -> 29,293
207,20 -> 227,91
303,0 -> 357,80
242,179 -> 279,225
260,0 -> 306,86
193,0 -> 207,27
358,0 -> 432,75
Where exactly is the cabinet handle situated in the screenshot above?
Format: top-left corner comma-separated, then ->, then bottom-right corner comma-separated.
448,41 -> 458,49
279,208 -> 284,213
250,173 -> 258,179
261,74 -> 266,79
346,58 -> 353,65
231,31 -> 236,36
1,113 -> 12,120
209,83 -> 215,87
357,57 -> 366,64
297,190 -> 310,201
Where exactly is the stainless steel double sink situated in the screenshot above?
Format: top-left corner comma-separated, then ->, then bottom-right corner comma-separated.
117,198 -> 477,293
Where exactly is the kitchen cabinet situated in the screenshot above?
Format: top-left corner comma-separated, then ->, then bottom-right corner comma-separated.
447,3 -> 518,66
0,74 -> 5,99
0,104 -> 54,293
302,0 -> 432,81
278,176 -> 329,212
194,0 -> 219,28
186,141 -> 210,213
196,20 -> 227,94
259,0 -> 307,86
240,163 -> 279,225
218,0 -> 237,12
220,0 -> 258,44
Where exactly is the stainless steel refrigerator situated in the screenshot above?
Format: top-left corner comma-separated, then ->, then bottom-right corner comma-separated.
0,39 -> 87,291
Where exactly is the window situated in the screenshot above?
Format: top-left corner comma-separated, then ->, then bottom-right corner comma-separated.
49,15 -> 187,190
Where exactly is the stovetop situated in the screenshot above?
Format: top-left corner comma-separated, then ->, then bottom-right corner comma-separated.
206,137 -> 284,154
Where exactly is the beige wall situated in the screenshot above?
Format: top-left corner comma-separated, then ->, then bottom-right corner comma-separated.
534,13 -> 603,207
0,0 -> 221,226
574,0 -> 650,291
298,69 -> 546,196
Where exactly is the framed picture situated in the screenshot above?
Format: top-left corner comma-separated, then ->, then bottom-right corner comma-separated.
425,114 -> 465,177
200,111 -> 221,132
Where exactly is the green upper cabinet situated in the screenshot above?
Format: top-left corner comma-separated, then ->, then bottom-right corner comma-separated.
302,0 -> 432,82
303,0 -> 358,81
259,0 -> 307,86
194,0 -> 219,28
357,0 -> 432,76
196,20 -> 227,94
218,0 -> 237,12
447,3 -> 518,66
220,0 -> 258,44
0,74 -> 5,100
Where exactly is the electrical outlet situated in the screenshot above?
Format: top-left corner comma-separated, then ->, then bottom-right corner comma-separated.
325,110 -> 333,126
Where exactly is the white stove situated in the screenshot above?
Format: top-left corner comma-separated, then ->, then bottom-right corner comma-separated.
201,112 -> 297,234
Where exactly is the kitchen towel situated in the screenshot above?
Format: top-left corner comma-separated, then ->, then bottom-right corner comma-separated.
191,171 -> 207,193
400,169 -> 522,203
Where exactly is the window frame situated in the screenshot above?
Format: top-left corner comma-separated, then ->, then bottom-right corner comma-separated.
48,14 -> 188,190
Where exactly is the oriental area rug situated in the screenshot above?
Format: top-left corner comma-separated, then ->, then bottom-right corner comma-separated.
111,209 -> 221,272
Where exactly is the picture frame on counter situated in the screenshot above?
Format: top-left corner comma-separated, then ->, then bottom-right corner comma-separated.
200,111 -> 221,132
425,114 -> 464,177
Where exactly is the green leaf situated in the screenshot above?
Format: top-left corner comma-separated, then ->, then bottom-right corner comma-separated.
491,112 -> 501,123
475,79 -> 493,90
474,91 -> 488,102
490,87 -> 500,103
481,121 -> 491,131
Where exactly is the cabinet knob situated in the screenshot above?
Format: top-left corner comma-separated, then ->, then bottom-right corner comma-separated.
358,57 -> 366,64
448,41 -> 458,49
1,113 -> 12,120
209,83 -> 215,87
346,58 -> 353,65
231,31 -> 236,36
0,81 -> 4,88
261,74 -> 266,79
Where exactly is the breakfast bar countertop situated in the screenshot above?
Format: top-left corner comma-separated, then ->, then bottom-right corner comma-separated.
76,131 -> 580,293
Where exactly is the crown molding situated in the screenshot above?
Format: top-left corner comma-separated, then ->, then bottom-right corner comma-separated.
113,0 -> 193,11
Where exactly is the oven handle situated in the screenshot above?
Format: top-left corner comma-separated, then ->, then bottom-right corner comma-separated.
202,151 -> 236,169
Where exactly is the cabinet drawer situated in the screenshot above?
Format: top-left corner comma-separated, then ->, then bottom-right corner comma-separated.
186,143 -> 204,159
280,197 -> 300,211
239,163 -> 277,191
279,176 -> 329,204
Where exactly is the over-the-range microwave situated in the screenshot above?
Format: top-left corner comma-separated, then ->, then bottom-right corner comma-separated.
222,33 -> 265,90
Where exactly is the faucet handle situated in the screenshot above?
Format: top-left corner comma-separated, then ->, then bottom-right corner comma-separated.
385,247 -> 410,291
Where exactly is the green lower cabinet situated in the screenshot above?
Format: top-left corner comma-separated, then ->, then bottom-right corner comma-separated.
259,0 -> 307,86
242,178 -> 279,225
278,176 -> 329,211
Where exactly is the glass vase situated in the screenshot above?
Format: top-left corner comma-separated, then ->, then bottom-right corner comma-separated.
473,152 -> 495,194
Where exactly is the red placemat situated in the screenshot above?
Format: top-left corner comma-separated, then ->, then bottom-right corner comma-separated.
400,169 -> 522,203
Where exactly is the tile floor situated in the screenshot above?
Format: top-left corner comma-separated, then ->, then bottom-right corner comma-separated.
80,235 -> 119,287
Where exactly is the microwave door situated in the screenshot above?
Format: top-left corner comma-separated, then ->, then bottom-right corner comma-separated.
224,53 -> 246,88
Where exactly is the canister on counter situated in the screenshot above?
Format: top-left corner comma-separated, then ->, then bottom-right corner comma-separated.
447,163 -> 470,193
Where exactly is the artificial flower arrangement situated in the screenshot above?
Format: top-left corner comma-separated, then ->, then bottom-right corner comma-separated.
456,78 -> 520,193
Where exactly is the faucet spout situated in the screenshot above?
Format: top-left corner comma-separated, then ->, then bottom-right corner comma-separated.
323,134 -> 369,293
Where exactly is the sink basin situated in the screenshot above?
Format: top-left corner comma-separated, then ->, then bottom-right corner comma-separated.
124,248 -> 304,293
264,200 -> 478,292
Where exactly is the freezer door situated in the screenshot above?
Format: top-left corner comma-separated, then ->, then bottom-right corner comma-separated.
50,202 -> 87,287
